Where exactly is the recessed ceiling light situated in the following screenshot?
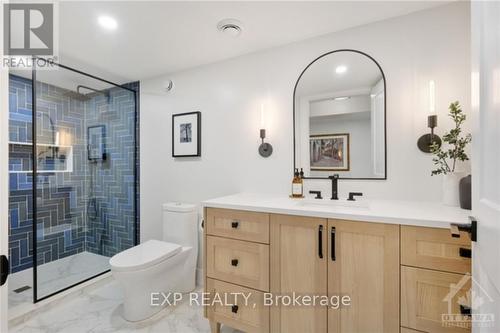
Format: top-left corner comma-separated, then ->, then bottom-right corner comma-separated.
98,16 -> 118,30
335,65 -> 347,74
217,19 -> 243,37
333,96 -> 350,101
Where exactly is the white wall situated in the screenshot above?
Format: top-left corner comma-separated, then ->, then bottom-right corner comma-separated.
139,3 -> 470,258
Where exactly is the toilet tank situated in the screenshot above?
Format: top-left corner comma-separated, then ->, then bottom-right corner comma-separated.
162,203 -> 198,248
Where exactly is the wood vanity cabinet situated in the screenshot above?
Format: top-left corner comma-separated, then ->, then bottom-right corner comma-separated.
204,207 -> 472,333
400,226 -> 472,333
204,208 -> 271,333
269,216 -> 399,333
327,220 -> 399,333
270,214 -> 328,333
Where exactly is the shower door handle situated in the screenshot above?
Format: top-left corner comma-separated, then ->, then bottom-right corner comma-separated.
0,255 -> 9,286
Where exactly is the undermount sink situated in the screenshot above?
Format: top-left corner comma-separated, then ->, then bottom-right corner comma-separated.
295,198 -> 370,209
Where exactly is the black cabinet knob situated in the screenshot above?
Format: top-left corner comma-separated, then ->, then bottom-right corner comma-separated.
231,221 -> 239,228
460,304 -> 471,316
459,247 -> 472,258
231,305 -> 239,314
231,259 -> 239,266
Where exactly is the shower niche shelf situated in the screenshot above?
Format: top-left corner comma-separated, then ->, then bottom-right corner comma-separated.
9,141 -> 73,174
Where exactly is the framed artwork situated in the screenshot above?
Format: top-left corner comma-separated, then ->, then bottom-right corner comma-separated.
87,125 -> 107,161
310,133 -> 350,171
172,111 -> 201,157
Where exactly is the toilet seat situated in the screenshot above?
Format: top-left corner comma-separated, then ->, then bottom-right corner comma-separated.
110,239 -> 181,272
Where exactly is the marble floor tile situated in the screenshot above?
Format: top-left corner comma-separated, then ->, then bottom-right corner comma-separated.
10,279 -> 241,333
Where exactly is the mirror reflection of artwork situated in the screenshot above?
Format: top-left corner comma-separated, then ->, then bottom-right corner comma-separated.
180,123 -> 192,143
310,134 -> 349,171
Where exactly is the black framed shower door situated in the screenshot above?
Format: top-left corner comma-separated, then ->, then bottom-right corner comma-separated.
31,58 -> 139,302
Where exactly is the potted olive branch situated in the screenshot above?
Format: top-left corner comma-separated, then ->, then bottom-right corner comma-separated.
430,101 -> 471,206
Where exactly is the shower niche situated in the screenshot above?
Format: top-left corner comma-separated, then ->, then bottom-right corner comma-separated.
9,142 -> 73,173
8,60 -> 139,306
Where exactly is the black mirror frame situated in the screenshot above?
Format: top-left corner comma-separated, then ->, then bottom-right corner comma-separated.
293,49 -> 388,180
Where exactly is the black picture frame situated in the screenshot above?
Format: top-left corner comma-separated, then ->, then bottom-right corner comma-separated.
87,125 -> 107,161
172,111 -> 201,157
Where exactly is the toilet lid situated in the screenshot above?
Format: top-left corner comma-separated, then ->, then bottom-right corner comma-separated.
109,240 -> 182,272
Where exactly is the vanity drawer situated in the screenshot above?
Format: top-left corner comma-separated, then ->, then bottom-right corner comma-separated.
401,266 -> 471,333
206,208 -> 270,244
206,236 -> 269,291
401,226 -> 471,274
206,278 -> 269,333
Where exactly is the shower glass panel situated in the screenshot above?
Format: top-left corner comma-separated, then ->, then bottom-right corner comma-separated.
33,61 -> 138,301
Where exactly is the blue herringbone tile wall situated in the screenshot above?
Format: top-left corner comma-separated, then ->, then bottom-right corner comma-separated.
84,83 -> 139,257
8,74 -> 139,274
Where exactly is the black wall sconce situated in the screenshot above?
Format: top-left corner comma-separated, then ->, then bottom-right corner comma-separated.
418,80 -> 442,153
258,102 -> 273,157
417,114 -> 442,153
259,128 -> 273,157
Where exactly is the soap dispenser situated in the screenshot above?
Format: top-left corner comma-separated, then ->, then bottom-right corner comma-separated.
291,168 -> 304,198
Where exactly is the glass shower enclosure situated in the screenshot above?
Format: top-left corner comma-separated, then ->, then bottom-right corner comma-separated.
31,60 -> 138,301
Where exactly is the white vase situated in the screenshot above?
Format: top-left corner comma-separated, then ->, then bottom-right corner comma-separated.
443,172 -> 466,206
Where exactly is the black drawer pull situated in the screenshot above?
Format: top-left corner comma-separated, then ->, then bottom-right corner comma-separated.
331,226 -> 336,261
459,247 -> 472,258
231,259 -> 239,266
231,305 -> 239,314
460,304 -> 471,316
318,225 -> 323,259
231,221 -> 239,228
450,216 -> 477,242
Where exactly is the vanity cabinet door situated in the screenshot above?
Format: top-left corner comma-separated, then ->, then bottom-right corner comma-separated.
401,266 -> 471,333
270,214 -> 328,333
327,219 -> 399,333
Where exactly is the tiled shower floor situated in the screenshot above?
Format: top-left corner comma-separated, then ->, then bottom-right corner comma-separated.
9,251 -> 110,310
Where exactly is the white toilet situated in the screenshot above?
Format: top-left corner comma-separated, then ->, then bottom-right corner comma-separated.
110,202 -> 198,322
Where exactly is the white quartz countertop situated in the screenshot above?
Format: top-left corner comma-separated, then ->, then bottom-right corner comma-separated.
202,193 -> 471,229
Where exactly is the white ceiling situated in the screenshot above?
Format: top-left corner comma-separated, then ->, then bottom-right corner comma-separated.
57,1 -> 449,83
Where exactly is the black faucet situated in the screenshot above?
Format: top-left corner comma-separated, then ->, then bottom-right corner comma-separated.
347,192 -> 363,201
309,190 -> 323,199
328,174 -> 339,200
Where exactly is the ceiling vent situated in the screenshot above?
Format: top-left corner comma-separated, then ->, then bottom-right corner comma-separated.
217,19 -> 243,37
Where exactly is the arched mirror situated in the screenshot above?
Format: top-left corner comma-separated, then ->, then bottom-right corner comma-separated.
294,50 -> 386,179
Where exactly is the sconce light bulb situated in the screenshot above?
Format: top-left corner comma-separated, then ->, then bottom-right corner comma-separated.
429,80 -> 436,114
260,103 -> 265,129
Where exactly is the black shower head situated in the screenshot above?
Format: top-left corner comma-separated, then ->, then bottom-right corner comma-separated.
63,85 -> 110,101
